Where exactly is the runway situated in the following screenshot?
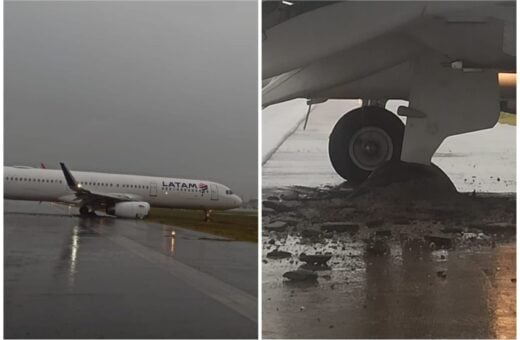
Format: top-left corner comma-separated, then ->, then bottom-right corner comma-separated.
4,201 -> 257,339
262,187 -> 516,339
263,231 -> 515,339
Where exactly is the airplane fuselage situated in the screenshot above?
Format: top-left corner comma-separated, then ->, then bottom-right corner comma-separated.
4,166 -> 242,211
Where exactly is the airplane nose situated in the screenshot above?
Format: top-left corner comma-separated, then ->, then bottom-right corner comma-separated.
234,195 -> 243,207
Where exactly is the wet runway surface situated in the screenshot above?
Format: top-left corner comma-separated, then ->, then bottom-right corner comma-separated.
5,201 -> 257,339
262,186 -> 516,339
263,238 -> 515,339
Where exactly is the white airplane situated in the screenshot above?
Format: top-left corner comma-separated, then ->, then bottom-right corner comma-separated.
4,163 -> 243,219
263,1 -> 516,183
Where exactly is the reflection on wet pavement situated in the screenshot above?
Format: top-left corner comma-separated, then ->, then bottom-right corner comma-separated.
262,187 -> 516,339
263,235 -> 515,339
162,230 -> 177,257
5,201 -> 257,339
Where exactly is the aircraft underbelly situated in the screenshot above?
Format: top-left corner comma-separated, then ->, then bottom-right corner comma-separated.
263,2 -> 486,78
5,185 -> 66,202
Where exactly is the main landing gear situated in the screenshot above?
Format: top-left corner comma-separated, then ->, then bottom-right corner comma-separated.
79,205 -> 97,217
328,106 -> 404,184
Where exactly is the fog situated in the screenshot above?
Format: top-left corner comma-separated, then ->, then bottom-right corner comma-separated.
5,1 -> 258,200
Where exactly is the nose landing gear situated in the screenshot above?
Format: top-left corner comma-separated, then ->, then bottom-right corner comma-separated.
204,209 -> 213,222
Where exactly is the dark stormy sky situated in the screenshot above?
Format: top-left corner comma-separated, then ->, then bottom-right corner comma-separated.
5,1 -> 258,200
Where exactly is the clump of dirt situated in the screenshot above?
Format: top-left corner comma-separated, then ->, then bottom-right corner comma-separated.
262,180 -> 516,250
352,161 -> 458,203
262,168 -> 515,285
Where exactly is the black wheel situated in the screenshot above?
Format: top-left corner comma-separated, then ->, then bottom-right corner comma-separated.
328,106 -> 405,184
79,206 -> 90,216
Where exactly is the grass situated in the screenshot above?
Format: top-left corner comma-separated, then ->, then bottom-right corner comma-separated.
146,208 -> 258,242
498,112 -> 516,126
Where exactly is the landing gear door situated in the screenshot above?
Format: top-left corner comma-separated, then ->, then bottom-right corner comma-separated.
149,183 -> 158,197
210,184 -> 219,200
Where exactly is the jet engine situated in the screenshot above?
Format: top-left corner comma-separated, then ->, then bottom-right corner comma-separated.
106,201 -> 150,219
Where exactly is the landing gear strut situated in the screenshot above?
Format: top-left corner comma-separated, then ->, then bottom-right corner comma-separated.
328,106 -> 405,184
79,205 -> 96,217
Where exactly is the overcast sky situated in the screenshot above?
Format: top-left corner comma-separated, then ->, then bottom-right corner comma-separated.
5,1 -> 258,200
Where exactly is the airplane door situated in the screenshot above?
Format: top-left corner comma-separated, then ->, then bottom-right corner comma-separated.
210,184 -> 219,200
149,183 -> 158,197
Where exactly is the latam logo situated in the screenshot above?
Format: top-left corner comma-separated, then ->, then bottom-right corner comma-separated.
162,181 -> 208,192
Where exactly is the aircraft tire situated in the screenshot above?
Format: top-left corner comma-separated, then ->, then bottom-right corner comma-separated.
79,206 -> 90,216
328,106 -> 404,184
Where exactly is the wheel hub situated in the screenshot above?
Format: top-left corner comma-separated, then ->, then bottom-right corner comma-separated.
348,127 -> 393,171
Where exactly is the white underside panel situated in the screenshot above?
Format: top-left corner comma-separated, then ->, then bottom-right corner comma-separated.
401,55 -> 500,164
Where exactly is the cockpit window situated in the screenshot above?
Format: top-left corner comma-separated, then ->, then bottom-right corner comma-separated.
225,190 -> 233,195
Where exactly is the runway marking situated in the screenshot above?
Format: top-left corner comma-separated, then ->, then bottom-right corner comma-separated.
99,231 -> 257,323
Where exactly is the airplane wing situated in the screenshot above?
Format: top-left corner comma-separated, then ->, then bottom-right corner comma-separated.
262,1 -> 515,107
59,162 -> 142,207
262,1 -> 516,182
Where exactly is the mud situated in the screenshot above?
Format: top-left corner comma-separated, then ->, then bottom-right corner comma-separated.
263,184 -> 515,244
354,161 -> 458,201
262,184 -> 516,339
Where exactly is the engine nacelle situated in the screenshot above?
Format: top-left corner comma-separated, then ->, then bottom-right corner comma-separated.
106,201 -> 150,219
